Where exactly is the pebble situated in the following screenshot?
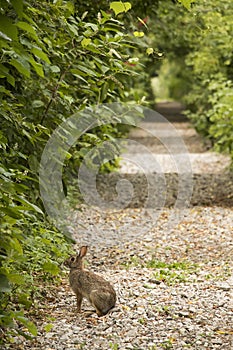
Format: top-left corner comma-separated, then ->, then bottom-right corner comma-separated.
3,108 -> 233,350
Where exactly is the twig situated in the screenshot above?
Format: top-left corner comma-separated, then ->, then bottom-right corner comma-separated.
40,64 -> 71,125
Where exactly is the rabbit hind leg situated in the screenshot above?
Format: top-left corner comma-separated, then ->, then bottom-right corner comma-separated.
89,290 -> 106,316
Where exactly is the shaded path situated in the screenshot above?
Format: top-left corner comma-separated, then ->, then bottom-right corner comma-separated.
98,101 -> 232,208
12,102 -> 233,350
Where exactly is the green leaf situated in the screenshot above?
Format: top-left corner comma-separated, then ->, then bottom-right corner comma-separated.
16,21 -> 37,37
15,315 -> 37,336
67,23 -> 78,36
146,47 -> 154,55
11,0 -> 24,17
7,273 -> 25,285
18,294 -> 33,308
28,154 -> 39,173
0,86 -> 13,96
81,38 -> 92,48
44,323 -> 54,332
77,64 -> 98,77
0,31 -> 12,41
42,262 -> 60,275
65,1 -> 74,16
50,65 -> 60,73
0,64 -> 9,77
0,274 -> 11,293
15,195 -> 44,214
70,69 -> 88,83
110,2 -> 132,16
10,58 -> 31,78
31,47 -> 51,64
29,57 -> 44,77
0,207 -> 22,219
100,82 -> 109,101
0,64 -> 16,86
26,322 -> 38,336
10,237 -> 23,255
0,15 -> 18,41
109,48 -> 122,59
84,23 -> 98,32
6,74 -> 15,86
32,100 -> 45,108
178,0 -> 195,10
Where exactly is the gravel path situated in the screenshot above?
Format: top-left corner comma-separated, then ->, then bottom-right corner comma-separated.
7,103 -> 233,350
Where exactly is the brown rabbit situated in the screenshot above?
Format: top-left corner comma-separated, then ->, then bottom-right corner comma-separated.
64,246 -> 116,316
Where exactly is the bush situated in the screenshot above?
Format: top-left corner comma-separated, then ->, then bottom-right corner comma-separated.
150,0 -> 233,164
0,0 -> 147,341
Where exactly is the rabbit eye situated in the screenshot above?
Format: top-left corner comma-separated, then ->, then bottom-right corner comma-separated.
70,257 -> 75,262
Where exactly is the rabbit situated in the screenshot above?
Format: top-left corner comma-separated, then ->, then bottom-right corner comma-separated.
64,246 -> 116,317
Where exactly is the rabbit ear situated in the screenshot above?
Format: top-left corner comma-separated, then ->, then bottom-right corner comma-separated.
79,246 -> 88,258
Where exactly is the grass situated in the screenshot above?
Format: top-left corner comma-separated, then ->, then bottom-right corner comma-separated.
147,259 -> 198,285
121,256 -> 143,270
122,256 -> 199,285
121,255 -> 230,285
155,305 -> 174,315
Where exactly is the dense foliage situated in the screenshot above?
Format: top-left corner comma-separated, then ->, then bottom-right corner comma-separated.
152,0 -> 233,161
0,0 -> 157,341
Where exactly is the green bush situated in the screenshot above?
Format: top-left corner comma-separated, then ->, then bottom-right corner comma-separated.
150,0 -> 233,163
206,76 -> 233,157
0,0 -> 146,341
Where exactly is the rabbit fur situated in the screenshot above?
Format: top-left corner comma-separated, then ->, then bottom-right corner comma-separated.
64,246 -> 116,316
